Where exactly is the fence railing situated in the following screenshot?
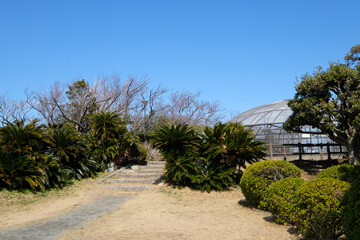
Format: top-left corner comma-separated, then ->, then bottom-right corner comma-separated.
265,143 -> 347,161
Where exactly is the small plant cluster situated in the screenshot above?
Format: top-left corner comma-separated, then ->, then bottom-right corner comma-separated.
152,122 -> 266,192
0,112 -> 146,191
241,161 -> 360,240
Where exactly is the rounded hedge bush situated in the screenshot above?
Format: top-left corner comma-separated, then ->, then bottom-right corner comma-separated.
342,178 -> 360,240
317,163 -> 360,183
260,177 -> 304,224
240,160 -> 301,208
295,178 -> 350,240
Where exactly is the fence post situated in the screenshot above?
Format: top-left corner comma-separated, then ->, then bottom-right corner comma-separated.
298,143 -> 302,161
320,144 -> 324,161
269,143 -> 273,160
327,143 -> 331,160
283,146 -> 287,161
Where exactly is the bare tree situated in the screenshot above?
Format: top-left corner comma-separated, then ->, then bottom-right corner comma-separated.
27,75 -> 167,132
26,82 -> 64,126
0,95 -> 31,126
166,90 -> 223,126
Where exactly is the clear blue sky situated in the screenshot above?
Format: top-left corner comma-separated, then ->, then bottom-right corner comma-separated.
1,0 -> 359,119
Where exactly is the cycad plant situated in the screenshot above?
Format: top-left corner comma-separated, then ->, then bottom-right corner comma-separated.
0,120 -> 45,158
201,122 -> 266,169
0,120 -> 48,190
192,159 -> 234,192
0,151 -> 45,190
164,154 -> 198,187
88,111 -> 140,169
45,124 -> 97,180
152,124 -> 200,159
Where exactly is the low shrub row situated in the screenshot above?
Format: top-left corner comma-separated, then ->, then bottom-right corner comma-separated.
240,160 -> 360,240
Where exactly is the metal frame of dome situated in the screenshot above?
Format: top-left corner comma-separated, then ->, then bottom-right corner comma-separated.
231,100 -> 338,154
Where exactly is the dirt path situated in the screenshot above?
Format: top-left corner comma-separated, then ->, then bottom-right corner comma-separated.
1,178 -> 296,240
0,195 -> 132,240
60,186 -> 296,240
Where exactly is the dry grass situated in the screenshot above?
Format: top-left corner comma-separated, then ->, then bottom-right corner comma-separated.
60,185 -> 295,240
0,172 -> 120,230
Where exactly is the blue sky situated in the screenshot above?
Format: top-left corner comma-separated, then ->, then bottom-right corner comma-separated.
0,0 -> 359,119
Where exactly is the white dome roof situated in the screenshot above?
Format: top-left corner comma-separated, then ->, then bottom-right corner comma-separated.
231,100 -> 291,126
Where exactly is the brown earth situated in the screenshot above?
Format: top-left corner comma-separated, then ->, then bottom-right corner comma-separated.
1,175 -> 298,240
0,176 -> 122,230
60,186 -> 295,240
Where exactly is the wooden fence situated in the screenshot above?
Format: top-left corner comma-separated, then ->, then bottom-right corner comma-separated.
266,143 -> 347,161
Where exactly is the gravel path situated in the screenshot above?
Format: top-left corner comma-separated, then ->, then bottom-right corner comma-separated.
0,195 -> 133,240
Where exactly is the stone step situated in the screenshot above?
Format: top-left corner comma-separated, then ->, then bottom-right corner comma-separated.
146,162 -> 166,166
123,169 -> 164,174
114,173 -> 163,179
104,185 -> 154,192
108,178 -> 157,184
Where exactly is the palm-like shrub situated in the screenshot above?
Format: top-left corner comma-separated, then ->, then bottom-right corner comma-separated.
88,111 -> 142,169
164,154 -> 198,187
0,120 -> 45,158
201,122 -> 266,169
46,124 -> 97,180
0,120 -> 49,190
192,159 -> 234,192
0,152 -> 45,190
152,124 -> 200,158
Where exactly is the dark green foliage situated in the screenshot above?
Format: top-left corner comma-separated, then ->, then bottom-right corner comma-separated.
201,122 -> 266,169
240,160 -> 301,207
284,61 -> 360,164
152,124 -> 200,159
88,111 -> 144,169
0,120 -> 45,158
260,177 -> 304,224
342,178 -> 360,240
0,152 -> 45,190
46,124 -> 97,180
135,143 -> 147,161
316,163 -> 360,183
0,120 -> 48,190
155,122 -> 267,192
294,178 -> 350,240
164,154 -> 197,187
192,159 -> 234,192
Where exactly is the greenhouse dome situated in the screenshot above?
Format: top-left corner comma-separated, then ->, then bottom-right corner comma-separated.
231,100 -> 340,157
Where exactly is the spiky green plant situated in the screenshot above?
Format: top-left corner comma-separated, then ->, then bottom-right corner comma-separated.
164,154 -> 198,187
201,122 -> 266,169
0,152 -> 45,190
0,120 -> 45,159
192,159 -> 234,192
88,111 -> 141,169
46,124 -> 97,180
152,124 -> 200,159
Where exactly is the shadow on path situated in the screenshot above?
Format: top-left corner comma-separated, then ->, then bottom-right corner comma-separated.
0,195 -> 133,240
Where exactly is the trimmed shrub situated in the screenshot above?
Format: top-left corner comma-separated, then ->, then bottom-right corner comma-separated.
295,178 -> 350,240
342,178 -> 360,240
260,177 -> 304,224
317,163 -> 360,183
240,160 -> 301,207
